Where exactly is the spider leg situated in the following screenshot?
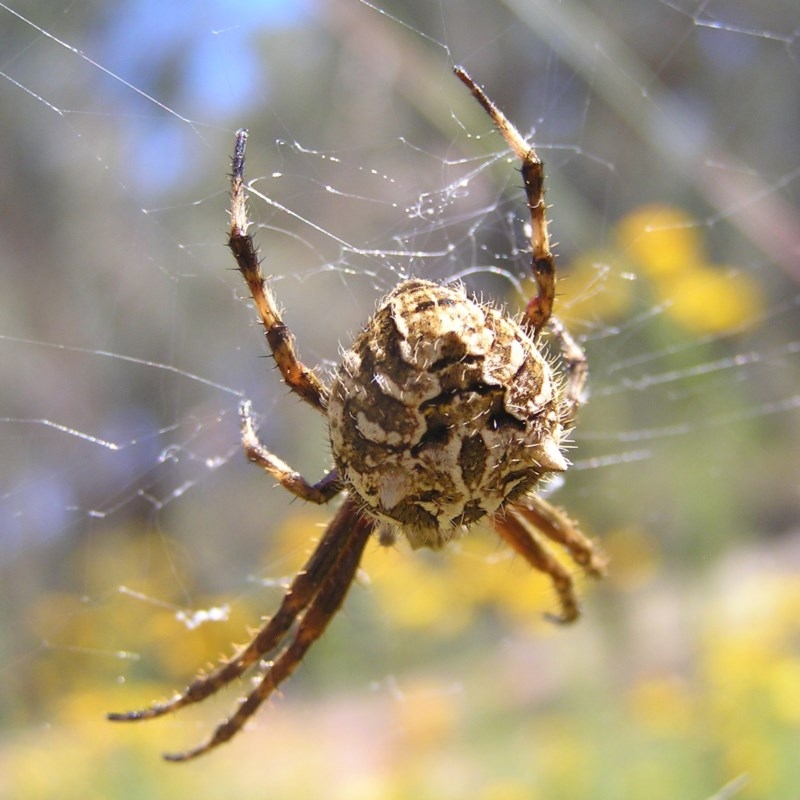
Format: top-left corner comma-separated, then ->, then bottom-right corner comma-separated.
108,497 -> 372,729
229,130 -> 329,412
495,507 -> 582,624
454,67 -> 555,337
547,316 -> 588,428
163,498 -> 375,761
240,400 -> 343,503
514,494 -> 607,578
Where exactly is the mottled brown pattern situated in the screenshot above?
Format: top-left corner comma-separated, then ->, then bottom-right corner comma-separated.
329,279 -> 565,547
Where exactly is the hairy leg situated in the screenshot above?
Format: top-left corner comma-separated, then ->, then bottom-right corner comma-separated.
229,130 -> 329,411
240,400 -> 343,503
109,497 -> 371,730
164,498 -> 375,761
514,494 -> 607,578
495,507 -> 581,624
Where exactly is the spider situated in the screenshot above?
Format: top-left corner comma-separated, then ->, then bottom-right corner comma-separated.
108,66 -> 607,761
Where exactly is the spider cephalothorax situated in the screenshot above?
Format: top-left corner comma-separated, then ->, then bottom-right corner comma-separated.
109,66 -> 607,762
329,278 -> 567,548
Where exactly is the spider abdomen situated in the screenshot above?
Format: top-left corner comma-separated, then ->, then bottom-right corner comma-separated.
328,279 -> 568,548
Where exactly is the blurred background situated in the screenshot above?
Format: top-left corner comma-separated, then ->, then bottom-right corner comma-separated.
1,1 -> 799,797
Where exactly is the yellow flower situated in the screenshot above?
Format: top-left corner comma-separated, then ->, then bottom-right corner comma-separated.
616,205 -> 703,279
615,203 -> 764,333
628,675 -> 694,737
768,656 -> 800,724
656,265 -> 763,333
